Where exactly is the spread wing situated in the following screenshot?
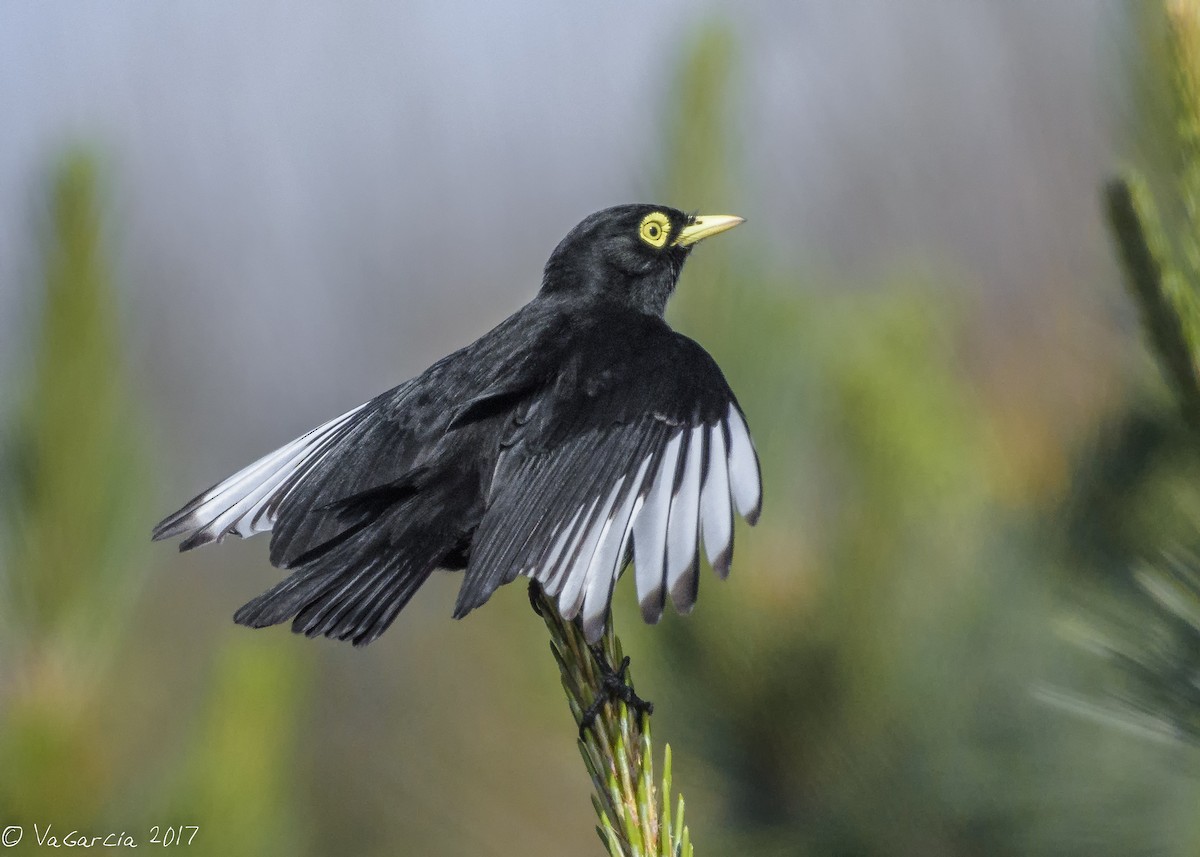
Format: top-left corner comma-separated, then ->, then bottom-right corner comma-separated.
151,397 -> 377,550
150,303 -> 562,569
456,323 -> 761,642
150,382 -> 424,562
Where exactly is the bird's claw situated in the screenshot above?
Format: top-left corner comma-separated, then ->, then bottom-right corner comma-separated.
578,651 -> 654,739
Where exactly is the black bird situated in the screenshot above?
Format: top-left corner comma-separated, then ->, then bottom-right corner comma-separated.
153,204 -> 761,646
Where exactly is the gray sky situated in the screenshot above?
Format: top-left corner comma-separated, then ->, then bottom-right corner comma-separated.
1,1 -> 1123,478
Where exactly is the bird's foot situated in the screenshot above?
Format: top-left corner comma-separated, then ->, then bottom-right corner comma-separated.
578,648 -> 653,739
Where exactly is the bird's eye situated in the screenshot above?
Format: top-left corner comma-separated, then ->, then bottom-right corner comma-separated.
638,212 -> 671,249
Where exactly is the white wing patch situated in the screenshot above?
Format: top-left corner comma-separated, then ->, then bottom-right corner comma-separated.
579,458 -> 650,641
665,425 -> 704,613
153,402 -> 368,548
533,407 -> 761,644
556,478 -> 625,621
541,495 -> 600,595
725,404 -> 762,523
632,432 -> 683,624
699,422 -> 733,577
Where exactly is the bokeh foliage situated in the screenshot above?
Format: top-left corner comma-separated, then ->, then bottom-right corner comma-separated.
635,19 -> 1200,857
2,10 -> 1200,857
0,153 -> 308,856
0,151 -> 148,824
1053,0 -> 1200,767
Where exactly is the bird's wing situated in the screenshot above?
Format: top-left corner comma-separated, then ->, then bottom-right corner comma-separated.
151,396 -> 381,551
154,366 -> 511,647
456,320 -> 761,642
151,370 -> 487,567
151,303 -> 563,568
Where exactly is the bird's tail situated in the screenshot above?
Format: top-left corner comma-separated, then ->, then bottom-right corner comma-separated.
233,493 -> 462,647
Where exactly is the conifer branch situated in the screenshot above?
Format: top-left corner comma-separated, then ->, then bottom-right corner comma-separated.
1105,175 -> 1200,427
533,587 -> 694,857
1107,2 -> 1200,428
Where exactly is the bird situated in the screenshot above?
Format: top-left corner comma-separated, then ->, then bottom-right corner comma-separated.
152,204 -> 761,647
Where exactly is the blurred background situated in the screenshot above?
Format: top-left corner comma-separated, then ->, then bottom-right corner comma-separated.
4,1 -> 1200,854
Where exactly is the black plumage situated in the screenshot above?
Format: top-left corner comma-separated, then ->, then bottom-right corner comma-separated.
153,204 -> 761,646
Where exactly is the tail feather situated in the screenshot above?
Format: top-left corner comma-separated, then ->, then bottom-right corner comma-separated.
290,555 -> 390,638
292,554 -> 432,646
233,503 -> 450,647
234,565 -> 332,629
340,566 -> 433,646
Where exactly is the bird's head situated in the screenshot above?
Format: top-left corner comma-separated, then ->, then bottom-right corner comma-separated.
540,204 -> 743,316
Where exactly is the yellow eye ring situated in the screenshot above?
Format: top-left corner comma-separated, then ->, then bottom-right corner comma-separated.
639,212 -> 671,248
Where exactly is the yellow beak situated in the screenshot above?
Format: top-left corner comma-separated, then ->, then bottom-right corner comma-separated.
673,214 -> 745,247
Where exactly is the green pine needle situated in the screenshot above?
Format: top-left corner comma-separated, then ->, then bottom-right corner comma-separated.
534,586 -> 695,857
1105,175 -> 1200,427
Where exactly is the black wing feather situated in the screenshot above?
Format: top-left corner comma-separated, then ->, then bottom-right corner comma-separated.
153,301 -> 760,646
457,313 -> 761,642
233,501 -> 442,646
152,304 -> 568,643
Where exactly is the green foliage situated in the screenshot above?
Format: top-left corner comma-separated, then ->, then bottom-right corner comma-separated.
8,13 -> 1200,856
167,637 -> 309,855
537,587 -> 692,857
622,17 -> 1200,857
0,150 -> 149,825
1070,0 -> 1200,768
1,149 -> 147,664
0,149 -> 310,857
1059,552 -> 1200,745
1106,176 -> 1200,425
1119,1 -> 1200,416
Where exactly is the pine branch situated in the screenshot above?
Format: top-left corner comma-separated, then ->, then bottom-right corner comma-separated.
533,586 -> 694,857
1105,175 -> 1200,427
1075,0 -> 1200,763
1047,551 -> 1200,747
1107,2 -> 1200,429
1166,0 -> 1200,258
